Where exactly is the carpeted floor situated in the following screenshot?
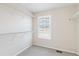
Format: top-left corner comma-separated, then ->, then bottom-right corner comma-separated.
18,45 -> 77,56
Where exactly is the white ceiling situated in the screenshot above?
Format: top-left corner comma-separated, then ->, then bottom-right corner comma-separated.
5,3 -> 76,13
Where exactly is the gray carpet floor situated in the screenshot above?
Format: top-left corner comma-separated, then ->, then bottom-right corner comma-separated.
18,45 -> 77,56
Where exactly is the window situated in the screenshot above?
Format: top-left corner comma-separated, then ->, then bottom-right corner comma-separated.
37,16 -> 52,40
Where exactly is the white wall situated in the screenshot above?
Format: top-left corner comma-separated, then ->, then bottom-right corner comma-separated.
0,5 -> 32,55
33,5 -> 77,53
0,5 -> 32,34
75,5 -> 79,55
0,32 -> 32,56
75,21 -> 79,56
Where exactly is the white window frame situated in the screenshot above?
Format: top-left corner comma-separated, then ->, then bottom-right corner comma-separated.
37,16 -> 52,40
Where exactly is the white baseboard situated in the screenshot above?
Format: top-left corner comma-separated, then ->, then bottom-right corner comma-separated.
33,44 -> 77,55
13,44 -> 32,56
12,43 -> 77,56
75,51 -> 79,56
